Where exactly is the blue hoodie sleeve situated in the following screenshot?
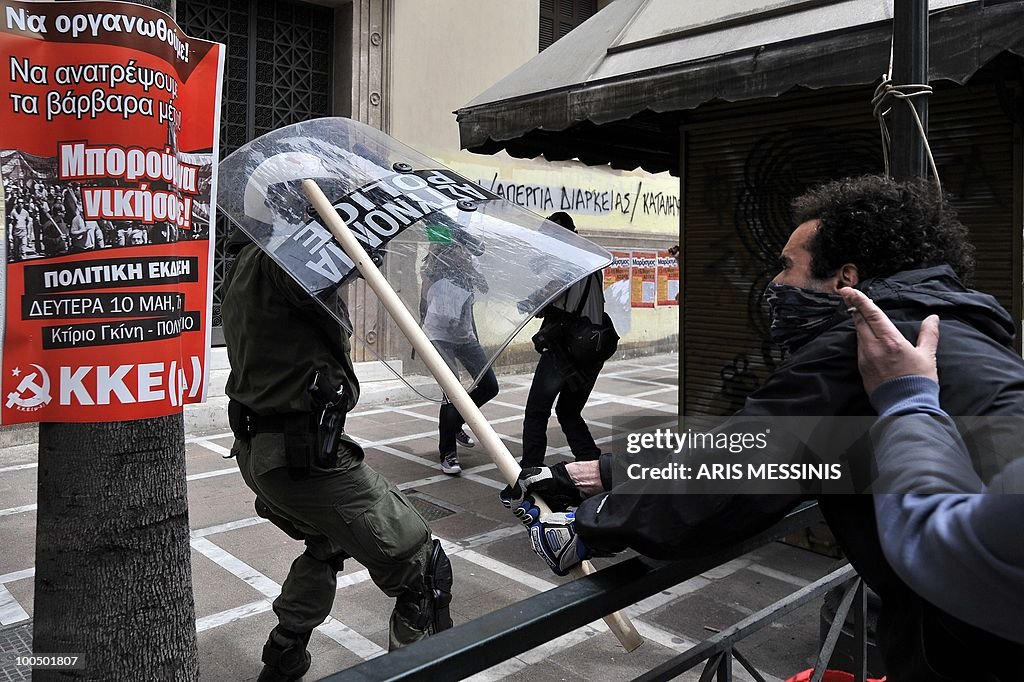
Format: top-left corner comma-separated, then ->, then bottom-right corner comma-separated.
869,376 -> 982,493
869,375 -> 1024,644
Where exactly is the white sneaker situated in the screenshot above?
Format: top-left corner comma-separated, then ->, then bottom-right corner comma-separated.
440,452 -> 461,475
456,429 -> 475,448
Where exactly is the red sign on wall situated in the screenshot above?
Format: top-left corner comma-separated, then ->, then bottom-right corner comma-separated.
657,249 -> 679,306
630,250 -> 657,308
0,0 -> 224,424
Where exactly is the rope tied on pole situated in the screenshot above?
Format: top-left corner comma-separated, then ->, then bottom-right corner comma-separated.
871,75 -> 942,202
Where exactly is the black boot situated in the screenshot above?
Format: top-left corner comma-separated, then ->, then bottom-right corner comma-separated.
257,627 -> 311,682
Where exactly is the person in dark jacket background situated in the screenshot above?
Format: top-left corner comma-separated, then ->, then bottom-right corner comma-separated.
512,175 -> 1024,681
520,211 -> 608,468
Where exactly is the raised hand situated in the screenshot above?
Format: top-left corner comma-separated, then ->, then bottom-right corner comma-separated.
839,287 -> 939,394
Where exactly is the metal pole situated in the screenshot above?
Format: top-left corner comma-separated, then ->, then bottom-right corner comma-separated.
853,581 -> 867,682
890,0 -> 929,181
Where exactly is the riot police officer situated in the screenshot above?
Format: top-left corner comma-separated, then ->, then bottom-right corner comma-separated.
222,230 -> 453,681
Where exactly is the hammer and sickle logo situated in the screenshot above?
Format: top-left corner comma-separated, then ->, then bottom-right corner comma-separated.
5,364 -> 52,412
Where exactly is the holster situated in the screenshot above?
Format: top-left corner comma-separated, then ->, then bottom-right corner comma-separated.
228,399 -> 251,441
548,344 -> 588,392
308,368 -> 348,471
314,409 -> 344,470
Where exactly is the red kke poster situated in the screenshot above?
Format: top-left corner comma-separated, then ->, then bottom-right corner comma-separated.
0,1 -> 224,424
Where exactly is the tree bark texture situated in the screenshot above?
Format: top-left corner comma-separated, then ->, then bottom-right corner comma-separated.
34,417 -> 197,681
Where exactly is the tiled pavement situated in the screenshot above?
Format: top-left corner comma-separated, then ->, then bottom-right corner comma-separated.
0,354 -> 838,681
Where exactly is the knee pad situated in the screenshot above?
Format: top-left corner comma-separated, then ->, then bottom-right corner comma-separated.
259,627 -> 311,681
395,540 -> 454,634
427,539 -> 454,632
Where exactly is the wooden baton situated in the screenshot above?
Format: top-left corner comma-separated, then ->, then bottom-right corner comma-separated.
302,180 -> 643,651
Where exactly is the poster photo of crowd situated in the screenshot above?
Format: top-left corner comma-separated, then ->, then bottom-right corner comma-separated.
3,146 -> 213,263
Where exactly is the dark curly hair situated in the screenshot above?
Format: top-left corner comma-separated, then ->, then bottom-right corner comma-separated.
792,175 -> 975,282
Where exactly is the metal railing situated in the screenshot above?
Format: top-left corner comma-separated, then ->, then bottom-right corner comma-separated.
637,565 -> 863,682
320,503 -> 870,682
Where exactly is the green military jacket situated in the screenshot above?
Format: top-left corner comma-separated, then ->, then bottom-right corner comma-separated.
222,242 -> 360,418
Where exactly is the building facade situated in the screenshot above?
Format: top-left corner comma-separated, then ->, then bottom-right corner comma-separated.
181,0 -> 680,367
456,0 -> 1024,413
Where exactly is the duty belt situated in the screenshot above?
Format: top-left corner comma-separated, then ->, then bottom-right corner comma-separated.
228,399 -> 311,438
228,399 -> 346,479
249,412 -> 309,434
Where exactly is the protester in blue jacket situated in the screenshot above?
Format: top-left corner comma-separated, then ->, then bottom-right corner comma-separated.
840,285 -> 1024,647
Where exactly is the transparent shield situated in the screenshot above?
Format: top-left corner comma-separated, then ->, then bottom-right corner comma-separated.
217,117 -> 611,401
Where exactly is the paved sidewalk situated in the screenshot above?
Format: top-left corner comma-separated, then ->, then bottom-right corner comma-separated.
0,354 -> 837,681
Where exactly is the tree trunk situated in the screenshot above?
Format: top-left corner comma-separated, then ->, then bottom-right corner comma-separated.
34,418 -> 197,681
33,1 -> 198,679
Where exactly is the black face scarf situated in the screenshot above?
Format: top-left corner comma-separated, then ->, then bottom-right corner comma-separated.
765,283 -> 844,352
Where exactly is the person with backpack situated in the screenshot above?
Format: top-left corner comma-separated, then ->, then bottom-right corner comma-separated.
519,212 -> 617,469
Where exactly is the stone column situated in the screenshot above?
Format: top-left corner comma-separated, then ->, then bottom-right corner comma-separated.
347,0 -> 393,362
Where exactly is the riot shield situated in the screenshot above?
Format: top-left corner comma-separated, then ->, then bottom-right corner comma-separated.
217,118 -> 611,401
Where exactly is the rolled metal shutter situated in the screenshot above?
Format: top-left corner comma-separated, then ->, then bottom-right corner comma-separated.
682,82 -> 1015,415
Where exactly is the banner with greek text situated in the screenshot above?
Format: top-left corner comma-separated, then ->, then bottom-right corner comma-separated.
0,0 -> 224,424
